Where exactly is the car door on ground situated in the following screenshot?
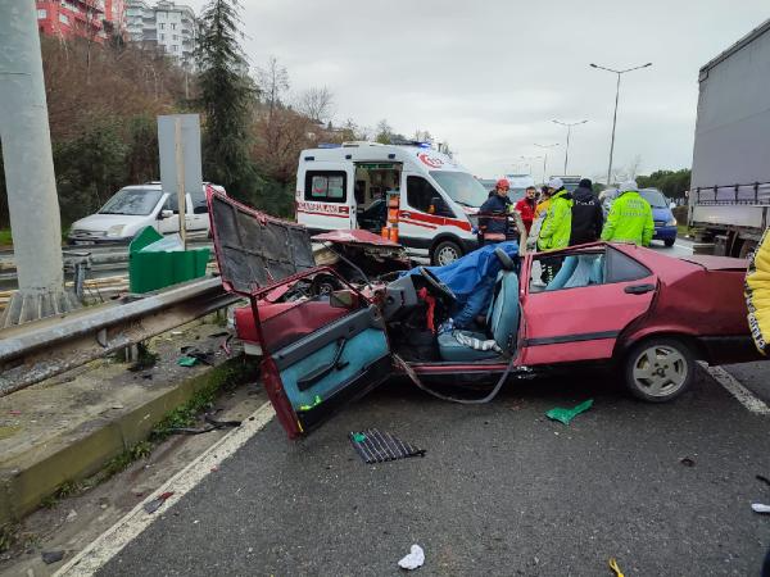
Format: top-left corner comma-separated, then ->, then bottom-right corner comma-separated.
519,245 -> 658,366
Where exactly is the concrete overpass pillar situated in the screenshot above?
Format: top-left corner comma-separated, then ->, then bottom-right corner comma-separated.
0,0 -> 78,327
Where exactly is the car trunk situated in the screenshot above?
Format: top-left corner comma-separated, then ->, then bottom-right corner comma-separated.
679,255 -> 748,271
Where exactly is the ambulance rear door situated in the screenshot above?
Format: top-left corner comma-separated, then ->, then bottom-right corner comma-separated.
296,161 -> 355,232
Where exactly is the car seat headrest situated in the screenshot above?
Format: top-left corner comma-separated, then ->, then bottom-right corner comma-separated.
494,247 -> 515,271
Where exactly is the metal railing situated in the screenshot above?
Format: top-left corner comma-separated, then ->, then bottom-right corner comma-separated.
0,276 -> 240,397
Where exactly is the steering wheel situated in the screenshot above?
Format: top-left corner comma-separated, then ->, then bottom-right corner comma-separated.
494,247 -> 515,271
418,267 -> 456,302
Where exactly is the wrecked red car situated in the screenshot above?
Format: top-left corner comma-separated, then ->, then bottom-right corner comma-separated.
208,190 -> 765,439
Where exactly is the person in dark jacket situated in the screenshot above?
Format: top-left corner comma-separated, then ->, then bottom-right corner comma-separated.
569,178 -> 604,246
478,179 -> 512,244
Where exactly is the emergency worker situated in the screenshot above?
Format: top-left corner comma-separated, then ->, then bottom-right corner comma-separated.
515,186 -> 538,233
478,178 -> 512,244
537,177 -> 573,284
601,180 -> 654,246
570,178 -> 604,245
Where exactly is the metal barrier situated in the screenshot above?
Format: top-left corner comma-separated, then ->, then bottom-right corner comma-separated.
0,276 -> 240,397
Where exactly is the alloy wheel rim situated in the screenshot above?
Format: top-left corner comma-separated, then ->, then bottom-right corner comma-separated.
632,345 -> 688,397
437,246 -> 459,266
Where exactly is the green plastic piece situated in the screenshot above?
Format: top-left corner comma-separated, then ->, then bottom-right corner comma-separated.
352,433 -> 367,443
298,395 -> 323,412
545,399 -> 594,425
177,356 -> 198,367
129,226 -> 210,294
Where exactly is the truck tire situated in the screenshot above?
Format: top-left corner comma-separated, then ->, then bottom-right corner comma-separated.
622,337 -> 694,403
431,240 -> 463,266
664,238 -> 675,247
739,240 -> 758,260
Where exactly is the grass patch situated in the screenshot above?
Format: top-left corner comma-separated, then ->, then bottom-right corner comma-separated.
677,224 -> 693,237
0,229 -> 11,247
0,523 -> 19,554
128,343 -> 159,372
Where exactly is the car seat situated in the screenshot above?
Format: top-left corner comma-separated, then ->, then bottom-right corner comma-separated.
437,249 -> 520,362
545,254 -> 604,291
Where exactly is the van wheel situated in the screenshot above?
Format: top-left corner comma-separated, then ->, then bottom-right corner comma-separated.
431,240 -> 463,266
623,337 -> 694,402
664,238 -> 675,247
738,240 -> 757,259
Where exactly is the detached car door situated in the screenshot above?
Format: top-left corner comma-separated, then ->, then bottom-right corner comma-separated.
208,189 -> 392,439
519,245 -> 658,366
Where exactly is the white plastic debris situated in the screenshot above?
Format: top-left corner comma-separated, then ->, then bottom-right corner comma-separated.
398,544 -> 425,570
751,503 -> 770,514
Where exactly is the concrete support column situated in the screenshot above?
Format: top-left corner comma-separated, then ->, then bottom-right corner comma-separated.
0,1 -> 77,326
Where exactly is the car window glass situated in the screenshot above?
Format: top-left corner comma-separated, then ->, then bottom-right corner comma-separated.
605,246 -> 652,283
99,188 -> 163,216
529,249 -> 606,293
406,176 -> 454,217
305,171 -> 347,204
163,193 -> 179,213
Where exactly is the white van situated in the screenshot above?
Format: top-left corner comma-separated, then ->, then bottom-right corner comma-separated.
68,182 -> 225,244
296,142 -> 488,265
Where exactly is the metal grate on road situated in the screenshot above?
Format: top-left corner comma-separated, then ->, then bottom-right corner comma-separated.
348,428 -> 426,464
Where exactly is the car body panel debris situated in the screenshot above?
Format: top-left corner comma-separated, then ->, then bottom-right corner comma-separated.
398,544 -> 425,570
546,399 -> 594,425
348,429 -> 425,464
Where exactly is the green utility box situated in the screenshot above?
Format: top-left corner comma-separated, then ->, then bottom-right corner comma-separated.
128,227 -> 210,293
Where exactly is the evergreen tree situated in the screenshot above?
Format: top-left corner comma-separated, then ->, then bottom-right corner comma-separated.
195,0 -> 257,202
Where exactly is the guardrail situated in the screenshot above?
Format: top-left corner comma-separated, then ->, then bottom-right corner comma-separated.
0,276 -> 241,397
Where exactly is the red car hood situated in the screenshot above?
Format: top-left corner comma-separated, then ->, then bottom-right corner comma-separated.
680,255 -> 748,271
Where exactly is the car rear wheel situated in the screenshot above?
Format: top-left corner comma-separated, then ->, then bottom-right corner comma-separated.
664,238 -> 675,247
623,337 -> 694,402
431,240 -> 462,266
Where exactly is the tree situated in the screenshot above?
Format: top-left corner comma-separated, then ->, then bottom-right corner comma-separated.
195,0 -> 258,201
297,86 -> 335,124
637,169 -> 691,199
375,119 -> 393,144
257,56 -> 289,116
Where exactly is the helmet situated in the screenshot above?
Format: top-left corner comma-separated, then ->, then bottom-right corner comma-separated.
496,178 -> 510,190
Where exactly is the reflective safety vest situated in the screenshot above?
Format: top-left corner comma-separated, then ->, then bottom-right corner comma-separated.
746,226 -> 770,355
601,190 -> 654,246
537,189 -> 573,251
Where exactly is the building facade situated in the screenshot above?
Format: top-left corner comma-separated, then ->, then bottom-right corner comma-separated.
36,0 -> 126,42
125,0 -> 196,67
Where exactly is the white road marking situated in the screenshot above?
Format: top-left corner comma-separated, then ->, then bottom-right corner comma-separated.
703,364 -> 770,415
674,243 -> 694,253
55,402 -> 276,577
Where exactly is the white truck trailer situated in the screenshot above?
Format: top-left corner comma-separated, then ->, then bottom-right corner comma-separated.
688,18 -> 770,257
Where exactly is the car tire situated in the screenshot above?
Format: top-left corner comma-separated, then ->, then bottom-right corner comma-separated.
664,238 -> 675,247
431,240 -> 463,266
623,337 -> 694,403
311,273 -> 342,296
738,239 -> 758,260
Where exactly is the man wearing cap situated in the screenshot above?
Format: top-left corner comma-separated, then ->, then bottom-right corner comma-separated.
601,180 -> 654,246
478,179 -> 512,244
537,177 -> 573,252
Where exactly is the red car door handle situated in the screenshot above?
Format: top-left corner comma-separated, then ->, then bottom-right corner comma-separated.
624,284 -> 655,295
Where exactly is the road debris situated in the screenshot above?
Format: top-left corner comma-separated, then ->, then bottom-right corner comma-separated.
398,544 -> 425,571
545,399 -> 594,425
349,429 -> 425,464
41,550 -> 65,564
166,414 -> 242,435
608,556 -> 625,576
757,474 -> 770,488
143,491 -> 175,514
680,457 -> 696,467
177,356 -> 199,367
752,503 -> 770,514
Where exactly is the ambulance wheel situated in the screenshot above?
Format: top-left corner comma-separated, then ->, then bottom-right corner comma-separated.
622,337 -> 694,403
664,238 -> 675,247
431,240 -> 462,266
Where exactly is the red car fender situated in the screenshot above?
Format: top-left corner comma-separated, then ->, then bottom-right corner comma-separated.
615,324 -> 703,359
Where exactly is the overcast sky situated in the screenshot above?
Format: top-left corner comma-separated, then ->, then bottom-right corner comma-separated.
189,0 -> 768,181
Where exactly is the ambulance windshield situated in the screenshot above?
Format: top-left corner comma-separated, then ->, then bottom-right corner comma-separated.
430,171 -> 489,208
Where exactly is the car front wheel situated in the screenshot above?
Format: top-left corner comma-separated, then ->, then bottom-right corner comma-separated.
664,238 -> 675,247
623,337 -> 694,402
431,240 -> 462,266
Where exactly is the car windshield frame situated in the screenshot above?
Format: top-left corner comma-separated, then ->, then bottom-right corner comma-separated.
639,189 -> 668,208
99,188 -> 164,216
430,171 -> 490,208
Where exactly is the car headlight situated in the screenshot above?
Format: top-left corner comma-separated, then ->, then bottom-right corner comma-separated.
666,218 -> 677,226
106,224 -> 125,237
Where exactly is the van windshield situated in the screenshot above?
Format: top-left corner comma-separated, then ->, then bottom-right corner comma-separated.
99,188 -> 163,216
639,189 -> 668,208
430,171 -> 489,208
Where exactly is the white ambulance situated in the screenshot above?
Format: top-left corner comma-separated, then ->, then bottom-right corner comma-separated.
295,142 -> 489,265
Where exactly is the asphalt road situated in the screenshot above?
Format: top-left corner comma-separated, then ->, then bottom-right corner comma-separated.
100,367 -> 770,577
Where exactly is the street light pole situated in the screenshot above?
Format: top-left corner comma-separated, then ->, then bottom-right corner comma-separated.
552,120 -> 587,174
534,143 -> 559,185
590,62 -> 652,186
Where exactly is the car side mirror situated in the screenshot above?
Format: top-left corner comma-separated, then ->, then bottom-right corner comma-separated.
158,209 -> 174,220
329,290 -> 359,310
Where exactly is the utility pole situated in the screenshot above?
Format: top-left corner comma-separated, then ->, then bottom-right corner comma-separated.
534,143 -> 559,185
552,119 -> 587,175
0,1 -> 77,327
590,62 -> 652,186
